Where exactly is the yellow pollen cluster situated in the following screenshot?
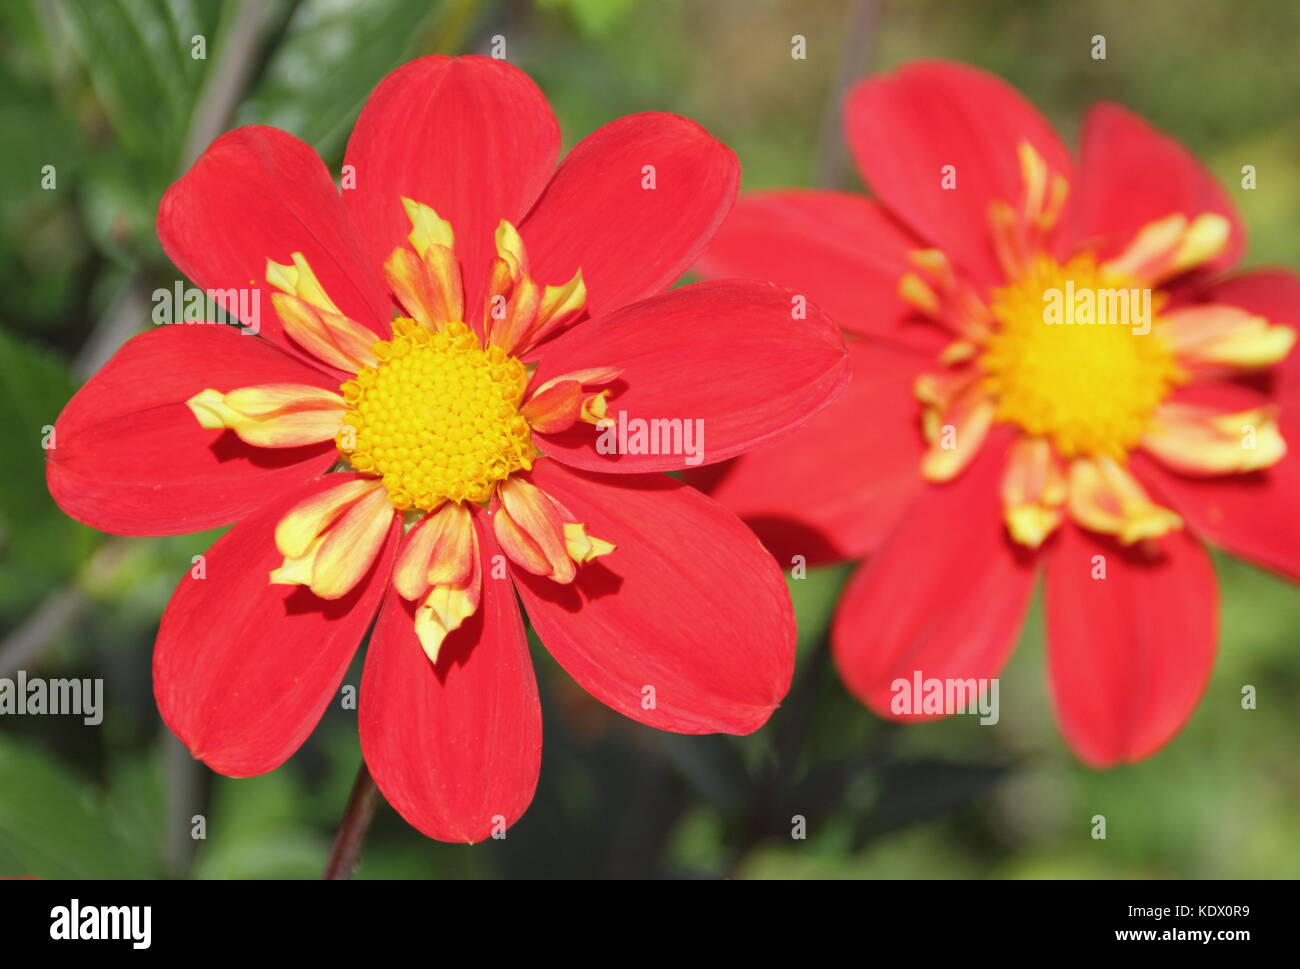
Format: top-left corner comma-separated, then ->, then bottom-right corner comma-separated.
337,319 -> 535,509
980,254 -> 1186,460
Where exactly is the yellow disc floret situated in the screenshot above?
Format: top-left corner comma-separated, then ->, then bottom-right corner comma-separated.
980,254 -> 1186,460
338,319 -> 536,510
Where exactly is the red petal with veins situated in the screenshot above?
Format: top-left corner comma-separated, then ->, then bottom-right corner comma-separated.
1045,524 -> 1216,767
844,60 -> 1073,286
531,280 -> 848,473
690,338 -> 931,567
47,326 -> 338,536
360,512 -> 541,843
1134,269 -> 1300,581
344,55 -> 560,314
1067,102 -> 1245,273
695,189 -> 928,345
155,474 -> 398,777
521,112 -> 739,318
832,437 -> 1036,719
512,460 -> 794,735
158,126 -> 390,356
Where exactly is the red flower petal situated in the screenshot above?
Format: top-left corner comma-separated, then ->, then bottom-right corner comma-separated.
1197,270 -> 1300,401
158,126 -> 390,351
692,338 -> 931,566
47,326 -> 337,536
521,112 -> 739,317
1045,524 -> 1217,767
844,60 -> 1073,286
360,512 -> 540,843
694,189 -> 926,343
512,460 -> 795,735
1138,449 -> 1300,583
1068,102 -> 1244,271
154,473 -> 399,777
1128,270 -> 1300,580
344,55 -> 560,311
531,280 -> 849,473
832,438 -> 1036,718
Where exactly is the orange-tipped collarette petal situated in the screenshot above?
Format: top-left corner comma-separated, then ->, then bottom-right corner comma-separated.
523,367 -> 622,434
919,382 -> 995,482
495,478 -> 572,582
1066,456 -> 1182,544
155,473 -> 399,777
493,476 -> 614,585
392,501 -> 483,662
520,379 -> 583,434
157,126 -> 390,361
383,199 -> 465,330
1141,401 -> 1285,476
394,503 -> 466,600
186,383 -> 345,448
1000,436 -> 1067,548
269,478 -> 396,599
359,515 -> 540,844
1130,270 -> 1300,583
478,218 -> 588,358
46,325 -> 338,536
1101,212 -> 1232,286
274,477 -> 383,558
1162,303 -> 1296,373
270,291 -> 380,374
414,560 -> 482,664
483,221 -> 544,354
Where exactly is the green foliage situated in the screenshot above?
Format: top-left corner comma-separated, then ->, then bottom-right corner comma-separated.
0,328 -> 92,618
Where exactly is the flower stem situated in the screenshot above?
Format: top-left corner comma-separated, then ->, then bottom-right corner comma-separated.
323,762 -> 379,880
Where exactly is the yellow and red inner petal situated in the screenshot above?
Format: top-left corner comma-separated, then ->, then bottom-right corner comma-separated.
219,209 -> 618,659
908,152 -> 1293,548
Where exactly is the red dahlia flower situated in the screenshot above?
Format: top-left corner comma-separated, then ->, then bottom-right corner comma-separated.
694,60 -> 1300,767
46,55 -> 849,841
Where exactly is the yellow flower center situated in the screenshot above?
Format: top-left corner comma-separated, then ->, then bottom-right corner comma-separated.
337,319 -> 536,510
979,254 -> 1185,460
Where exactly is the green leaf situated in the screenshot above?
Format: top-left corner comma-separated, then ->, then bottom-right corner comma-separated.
192,770 -> 330,879
240,0 -> 446,159
48,0 -> 221,168
0,328 -> 94,618
0,735 -> 156,878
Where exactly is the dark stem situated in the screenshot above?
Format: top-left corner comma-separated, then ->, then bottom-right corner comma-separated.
322,762 -> 380,880
815,0 -> 883,190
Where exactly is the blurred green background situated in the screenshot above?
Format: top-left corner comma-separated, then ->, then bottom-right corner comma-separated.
1,0 -> 1298,879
